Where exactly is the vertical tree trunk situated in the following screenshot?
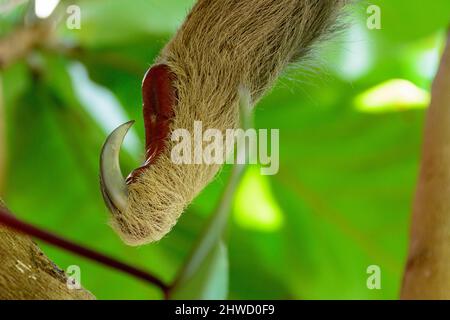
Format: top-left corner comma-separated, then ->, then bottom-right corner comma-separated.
401,32 -> 450,299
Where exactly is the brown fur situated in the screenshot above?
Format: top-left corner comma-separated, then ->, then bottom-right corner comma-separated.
111,0 -> 348,245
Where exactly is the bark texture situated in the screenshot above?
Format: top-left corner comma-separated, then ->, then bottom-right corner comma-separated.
401,33 -> 450,299
0,200 -> 94,300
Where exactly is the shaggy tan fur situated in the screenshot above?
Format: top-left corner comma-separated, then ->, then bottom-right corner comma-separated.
111,0 -> 348,245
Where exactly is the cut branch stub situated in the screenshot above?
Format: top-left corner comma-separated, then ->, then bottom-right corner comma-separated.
0,202 -> 94,300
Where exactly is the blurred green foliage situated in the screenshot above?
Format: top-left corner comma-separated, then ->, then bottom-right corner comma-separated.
1,0 -> 449,299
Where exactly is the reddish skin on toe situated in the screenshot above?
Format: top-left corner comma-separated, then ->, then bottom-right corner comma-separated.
126,64 -> 177,184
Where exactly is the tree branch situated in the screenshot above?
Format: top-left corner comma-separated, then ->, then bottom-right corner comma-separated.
401,31 -> 450,299
0,200 -> 94,299
0,21 -> 52,69
0,206 -> 169,293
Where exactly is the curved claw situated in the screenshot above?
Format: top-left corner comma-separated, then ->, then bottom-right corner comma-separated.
100,121 -> 135,215
99,65 -> 176,217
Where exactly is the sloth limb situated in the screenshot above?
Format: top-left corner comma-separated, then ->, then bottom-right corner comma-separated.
101,0 -> 349,245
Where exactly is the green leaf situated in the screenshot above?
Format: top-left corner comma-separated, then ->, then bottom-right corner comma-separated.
170,241 -> 229,300
369,0 -> 450,42
225,75 -> 423,299
62,0 -> 196,47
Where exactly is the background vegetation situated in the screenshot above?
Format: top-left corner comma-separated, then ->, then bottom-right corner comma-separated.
1,0 -> 449,299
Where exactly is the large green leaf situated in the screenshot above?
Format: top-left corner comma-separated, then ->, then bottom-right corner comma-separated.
368,0 -> 450,43
170,241 -> 229,300
225,71 -> 424,299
